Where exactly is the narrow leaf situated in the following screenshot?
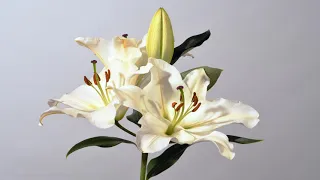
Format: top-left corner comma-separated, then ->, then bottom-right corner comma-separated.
227,135 -> 263,144
66,136 -> 134,158
181,66 -> 223,90
171,30 -> 211,65
126,109 -> 142,127
147,144 -> 189,179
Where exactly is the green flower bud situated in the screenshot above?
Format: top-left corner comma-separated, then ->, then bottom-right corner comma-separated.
146,8 -> 174,63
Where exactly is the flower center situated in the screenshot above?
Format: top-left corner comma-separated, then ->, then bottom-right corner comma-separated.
165,86 -> 202,135
83,60 -> 112,106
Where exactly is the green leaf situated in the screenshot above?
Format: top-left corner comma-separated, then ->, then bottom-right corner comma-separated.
147,144 -> 189,179
171,30 -> 211,65
227,135 -> 263,144
181,66 -> 223,90
126,109 -> 142,127
66,136 -> 135,158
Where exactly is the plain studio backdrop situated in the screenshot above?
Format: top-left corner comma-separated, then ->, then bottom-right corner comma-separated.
0,0 -> 319,179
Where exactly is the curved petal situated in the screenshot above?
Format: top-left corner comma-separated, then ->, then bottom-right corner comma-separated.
113,85 -> 162,117
75,37 -> 112,67
210,98 -> 260,129
138,34 -> 147,48
172,128 -> 196,144
51,85 -> 104,111
111,37 -> 143,65
183,68 -> 210,101
113,85 -> 145,113
39,106 -> 86,126
196,131 -> 235,160
136,113 -> 172,153
182,99 -> 259,131
127,62 -> 153,85
144,58 -> 191,119
85,103 -> 116,129
39,103 -> 116,129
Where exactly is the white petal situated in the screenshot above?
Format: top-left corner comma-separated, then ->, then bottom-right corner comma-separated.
172,128 -> 196,144
136,113 -> 172,153
210,98 -> 260,129
51,85 -> 104,111
138,34 -> 147,48
75,37 -> 112,67
144,58 -> 191,118
136,133 -> 172,153
85,103 -> 116,129
127,63 -> 153,85
196,131 -> 235,160
113,85 -> 146,113
183,68 -> 210,100
111,37 -> 143,64
39,106 -> 87,126
113,85 -> 162,117
182,99 -> 259,131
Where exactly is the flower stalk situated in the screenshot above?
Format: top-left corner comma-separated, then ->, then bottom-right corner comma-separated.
140,153 -> 148,180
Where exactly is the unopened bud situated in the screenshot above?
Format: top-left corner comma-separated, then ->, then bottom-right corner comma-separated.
146,8 -> 174,63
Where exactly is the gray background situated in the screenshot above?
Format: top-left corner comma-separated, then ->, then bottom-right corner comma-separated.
1,0 -> 319,179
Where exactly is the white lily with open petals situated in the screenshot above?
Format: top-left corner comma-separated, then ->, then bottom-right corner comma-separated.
40,35 -> 152,129
114,59 -> 260,159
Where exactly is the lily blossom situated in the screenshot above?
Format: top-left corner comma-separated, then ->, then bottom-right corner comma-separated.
114,59 -> 259,159
40,35 -> 152,128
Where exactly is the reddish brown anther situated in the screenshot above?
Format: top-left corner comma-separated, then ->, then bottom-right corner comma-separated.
176,86 -> 184,90
105,70 -> 110,83
175,103 -> 184,111
91,60 -> 97,64
84,76 -> 92,86
108,69 -> 111,79
172,102 -> 177,108
192,103 -> 201,112
93,73 -> 101,85
122,34 -> 128,38
192,92 -> 199,106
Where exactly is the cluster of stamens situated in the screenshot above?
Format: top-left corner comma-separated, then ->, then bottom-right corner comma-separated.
83,60 -> 112,105
166,86 -> 202,135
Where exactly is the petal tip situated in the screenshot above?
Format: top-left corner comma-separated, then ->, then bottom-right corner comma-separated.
75,37 -> 85,45
38,122 -> 43,127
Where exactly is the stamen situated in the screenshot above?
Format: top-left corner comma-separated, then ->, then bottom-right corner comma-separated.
122,34 -> 128,38
175,103 -> 184,111
192,103 -> 201,112
84,76 -> 92,86
172,102 -> 177,108
93,73 -> 101,85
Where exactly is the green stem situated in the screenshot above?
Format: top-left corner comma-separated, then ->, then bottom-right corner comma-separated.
115,121 -> 136,137
140,153 -> 148,180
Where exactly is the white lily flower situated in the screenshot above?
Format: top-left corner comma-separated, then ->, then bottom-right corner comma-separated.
114,59 -> 259,159
40,35 -> 152,128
